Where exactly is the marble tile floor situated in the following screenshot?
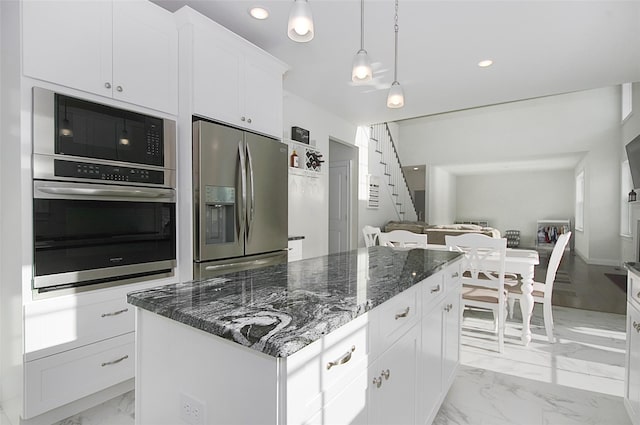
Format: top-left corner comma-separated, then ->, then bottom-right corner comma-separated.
48,304 -> 628,425
433,305 -> 629,424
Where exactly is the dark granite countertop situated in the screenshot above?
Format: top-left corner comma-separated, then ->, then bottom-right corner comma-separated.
625,262 -> 639,275
127,246 -> 462,358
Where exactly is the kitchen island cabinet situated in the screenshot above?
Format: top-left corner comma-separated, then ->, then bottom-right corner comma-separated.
128,247 -> 463,424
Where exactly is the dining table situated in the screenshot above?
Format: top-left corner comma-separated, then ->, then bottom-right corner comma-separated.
425,244 -> 540,346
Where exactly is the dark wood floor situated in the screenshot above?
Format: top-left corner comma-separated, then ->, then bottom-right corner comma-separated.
533,247 -> 627,315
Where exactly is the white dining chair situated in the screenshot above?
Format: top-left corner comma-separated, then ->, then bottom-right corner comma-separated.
507,231 -> 571,343
379,229 -> 428,248
446,233 -> 508,353
362,225 -> 382,247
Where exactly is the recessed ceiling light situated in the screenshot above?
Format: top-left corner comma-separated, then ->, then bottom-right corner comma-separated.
249,7 -> 269,20
413,167 -> 419,171
478,59 -> 493,68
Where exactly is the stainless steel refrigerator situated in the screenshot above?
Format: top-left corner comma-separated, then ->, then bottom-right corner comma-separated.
193,120 -> 288,279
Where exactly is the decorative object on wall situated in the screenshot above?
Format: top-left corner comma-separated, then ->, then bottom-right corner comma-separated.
291,126 -> 309,144
351,0 -> 372,83
287,0 -> 314,42
630,189 -> 637,202
368,174 -> 380,208
387,0 -> 404,108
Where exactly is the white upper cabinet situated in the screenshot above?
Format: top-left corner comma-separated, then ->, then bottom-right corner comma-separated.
22,0 -> 178,115
180,7 -> 288,138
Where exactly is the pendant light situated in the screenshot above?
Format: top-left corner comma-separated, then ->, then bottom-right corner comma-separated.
59,100 -> 73,137
351,0 -> 372,83
387,0 -> 404,109
288,0 -> 314,42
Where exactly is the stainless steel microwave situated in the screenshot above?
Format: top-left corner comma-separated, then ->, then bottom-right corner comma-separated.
32,87 -> 176,188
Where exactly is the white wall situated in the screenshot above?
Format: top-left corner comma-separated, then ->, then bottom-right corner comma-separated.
621,82 -> 640,263
428,166 -> 456,224
398,86 -> 622,264
283,91 -> 357,259
1,1 -> 24,421
456,170 -> 574,247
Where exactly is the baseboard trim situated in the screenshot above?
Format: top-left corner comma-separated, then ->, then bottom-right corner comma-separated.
574,250 -> 621,267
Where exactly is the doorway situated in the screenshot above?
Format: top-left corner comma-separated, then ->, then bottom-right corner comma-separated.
329,138 -> 358,254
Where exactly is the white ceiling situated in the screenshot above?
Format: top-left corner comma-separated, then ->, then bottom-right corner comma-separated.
154,0 -> 640,126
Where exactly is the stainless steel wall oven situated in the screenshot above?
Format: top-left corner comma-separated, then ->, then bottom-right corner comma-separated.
32,88 -> 177,292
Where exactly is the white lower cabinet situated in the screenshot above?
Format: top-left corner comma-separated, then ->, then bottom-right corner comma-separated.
369,326 -> 420,425
625,268 -> 640,425
25,332 -> 135,418
418,300 -> 444,423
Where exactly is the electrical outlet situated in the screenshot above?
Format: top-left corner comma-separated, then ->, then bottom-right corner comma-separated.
180,393 -> 205,425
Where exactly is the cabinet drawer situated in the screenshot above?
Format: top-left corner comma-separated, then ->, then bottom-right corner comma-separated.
629,272 -> 640,309
25,332 -> 134,419
286,314 -> 369,424
25,295 -> 134,360
422,271 -> 446,311
370,285 -> 420,358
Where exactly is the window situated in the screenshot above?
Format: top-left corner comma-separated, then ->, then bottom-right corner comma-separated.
575,170 -> 584,231
622,160 -> 633,236
623,83 -> 633,122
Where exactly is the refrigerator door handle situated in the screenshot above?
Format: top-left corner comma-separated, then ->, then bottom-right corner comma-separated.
238,141 -> 247,241
246,143 -> 255,240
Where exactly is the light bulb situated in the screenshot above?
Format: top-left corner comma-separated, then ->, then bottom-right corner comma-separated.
294,18 -> 310,36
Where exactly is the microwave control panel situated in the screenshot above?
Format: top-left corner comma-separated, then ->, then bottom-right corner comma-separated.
54,159 -> 164,184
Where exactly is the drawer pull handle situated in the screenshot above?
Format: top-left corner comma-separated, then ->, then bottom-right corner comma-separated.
101,308 -> 129,318
634,322 -> 640,333
101,355 -> 129,367
373,376 -> 383,388
395,307 -> 410,320
430,284 -> 441,293
381,369 -> 390,380
444,305 -> 450,312
452,272 -> 459,278
327,346 -> 355,370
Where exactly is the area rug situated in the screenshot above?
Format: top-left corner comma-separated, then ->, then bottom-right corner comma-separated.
605,273 -> 627,292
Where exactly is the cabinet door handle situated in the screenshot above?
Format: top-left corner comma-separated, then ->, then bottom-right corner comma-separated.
116,85 -> 123,92
241,116 -> 246,122
101,354 -> 128,367
444,305 -> 450,312
636,291 -> 640,299
101,308 -> 128,318
451,272 -> 459,278
430,284 -> 441,293
104,82 -> 111,89
326,345 -> 355,370
247,118 -> 252,124
634,321 -> 640,332
381,369 -> 390,380
395,307 -> 410,320
373,376 -> 382,388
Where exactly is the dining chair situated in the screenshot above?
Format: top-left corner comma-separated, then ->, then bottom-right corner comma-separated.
362,225 -> 382,247
507,231 -> 571,343
379,229 -> 428,248
445,233 -> 508,353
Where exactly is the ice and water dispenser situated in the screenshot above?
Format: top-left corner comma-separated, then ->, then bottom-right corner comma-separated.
204,185 -> 236,245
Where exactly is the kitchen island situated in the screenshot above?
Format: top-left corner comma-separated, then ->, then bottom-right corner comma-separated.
127,246 -> 463,425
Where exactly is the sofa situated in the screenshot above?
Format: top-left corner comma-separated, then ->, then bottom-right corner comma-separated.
384,221 -> 501,245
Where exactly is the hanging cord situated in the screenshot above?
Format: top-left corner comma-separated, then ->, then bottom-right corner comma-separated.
361,0 -> 365,50
393,0 -> 399,82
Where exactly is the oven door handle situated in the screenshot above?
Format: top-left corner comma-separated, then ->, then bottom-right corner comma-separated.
34,181 -> 175,203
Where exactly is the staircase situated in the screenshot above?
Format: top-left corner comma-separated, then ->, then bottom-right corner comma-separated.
370,122 -> 417,220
